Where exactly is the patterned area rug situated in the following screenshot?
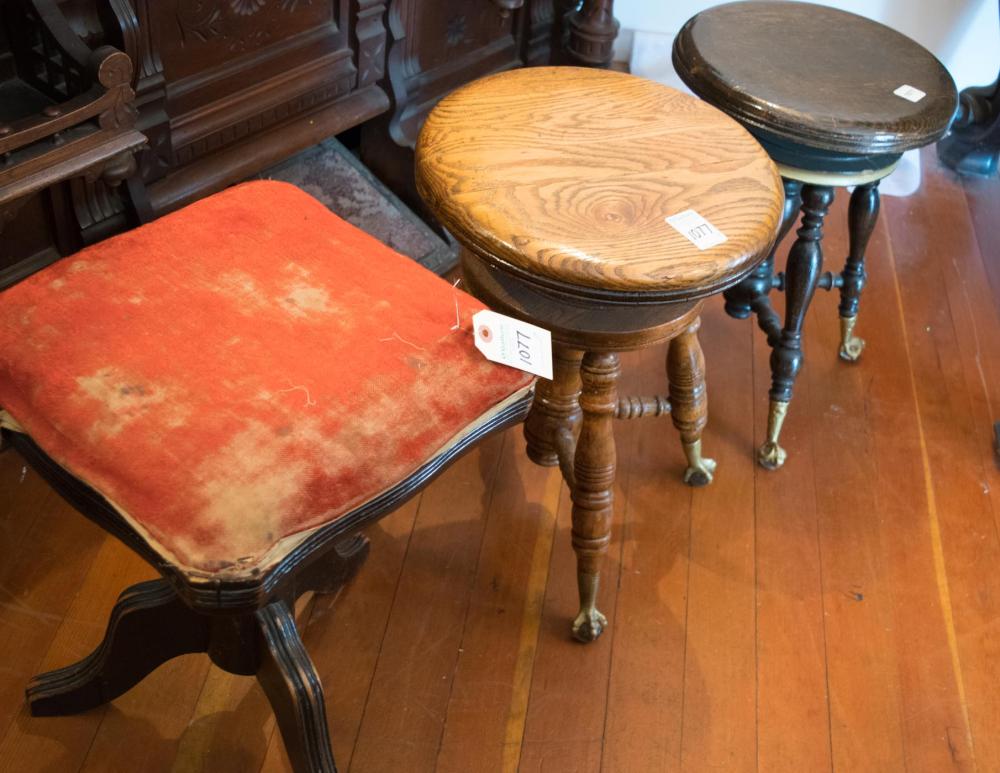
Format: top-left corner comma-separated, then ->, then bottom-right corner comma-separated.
260,138 -> 457,275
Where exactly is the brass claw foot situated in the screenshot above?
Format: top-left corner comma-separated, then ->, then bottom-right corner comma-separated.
572,607 -> 608,642
682,439 -> 716,487
758,400 -> 789,471
838,315 -> 865,362
757,440 -> 787,470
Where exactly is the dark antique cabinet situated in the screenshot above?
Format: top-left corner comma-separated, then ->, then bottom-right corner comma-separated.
361,0 -> 554,212
2,0 -> 617,274
361,0 -> 619,215
96,0 -> 390,214
1,0 -> 391,275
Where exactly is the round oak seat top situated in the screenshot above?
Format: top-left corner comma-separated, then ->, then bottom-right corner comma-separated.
672,2 -> 958,157
416,67 -> 783,299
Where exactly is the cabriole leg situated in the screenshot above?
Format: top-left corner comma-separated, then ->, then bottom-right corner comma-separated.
27,579 -> 209,716
256,600 -> 337,773
570,351 -> 619,642
760,184 -> 835,470
667,317 -> 716,486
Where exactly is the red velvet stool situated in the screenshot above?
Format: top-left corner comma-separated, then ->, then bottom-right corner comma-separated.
0,181 -> 533,772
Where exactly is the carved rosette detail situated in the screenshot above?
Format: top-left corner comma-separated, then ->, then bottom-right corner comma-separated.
177,0 -> 311,50
230,0 -> 266,14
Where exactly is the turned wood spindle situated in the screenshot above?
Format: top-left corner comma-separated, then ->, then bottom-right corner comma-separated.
570,351 -> 620,642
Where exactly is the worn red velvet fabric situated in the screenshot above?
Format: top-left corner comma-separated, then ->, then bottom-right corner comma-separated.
0,181 -> 532,574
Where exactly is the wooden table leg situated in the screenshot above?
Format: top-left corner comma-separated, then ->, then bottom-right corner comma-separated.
667,316 -> 717,486
570,351 -> 619,642
837,181 -> 880,362
760,183 -> 835,470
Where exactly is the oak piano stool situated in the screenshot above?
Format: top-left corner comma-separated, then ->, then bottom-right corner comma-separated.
416,66 -> 784,641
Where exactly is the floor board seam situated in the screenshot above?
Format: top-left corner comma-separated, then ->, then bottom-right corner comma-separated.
346,492 -> 427,773
433,432 -> 509,771
886,223 -> 979,770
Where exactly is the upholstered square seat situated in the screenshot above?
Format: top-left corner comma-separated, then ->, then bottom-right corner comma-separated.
0,180 -> 532,577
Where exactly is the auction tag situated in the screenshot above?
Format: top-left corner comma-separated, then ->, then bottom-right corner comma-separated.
665,209 -> 728,250
473,310 -> 553,380
893,84 -> 926,103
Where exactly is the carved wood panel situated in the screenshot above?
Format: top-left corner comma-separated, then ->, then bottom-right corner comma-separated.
50,0 -> 391,213
360,0 -> 557,217
167,0 -> 336,81
388,0 -> 527,145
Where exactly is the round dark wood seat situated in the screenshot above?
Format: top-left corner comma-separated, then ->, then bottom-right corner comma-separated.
673,1 -> 957,175
672,1 -> 958,470
417,66 -> 783,642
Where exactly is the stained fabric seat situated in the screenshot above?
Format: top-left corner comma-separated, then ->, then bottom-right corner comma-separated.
0,180 -> 532,575
0,180 -> 533,772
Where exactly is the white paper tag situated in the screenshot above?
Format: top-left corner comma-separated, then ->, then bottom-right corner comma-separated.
473,310 -> 553,380
665,209 -> 728,250
893,84 -> 926,103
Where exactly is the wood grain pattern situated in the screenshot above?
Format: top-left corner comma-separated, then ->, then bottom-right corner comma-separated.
677,300 -> 757,772
2,152 -> 999,773
797,196 -> 907,772
673,1 -> 958,155
601,345 -> 692,771
882,152 -> 1000,770
417,67 -> 782,297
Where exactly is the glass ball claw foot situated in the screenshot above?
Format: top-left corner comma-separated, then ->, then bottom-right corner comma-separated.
572,607 -> 608,642
757,400 -> 789,471
838,315 -> 865,362
682,440 -> 716,487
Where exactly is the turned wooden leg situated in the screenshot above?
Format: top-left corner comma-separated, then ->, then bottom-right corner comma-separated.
667,317 -> 716,487
760,184 -> 835,470
570,351 -> 619,642
301,534 -> 371,596
256,600 -> 337,773
27,579 -> 209,715
724,178 -> 803,341
525,346 -> 583,487
837,181 -> 880,362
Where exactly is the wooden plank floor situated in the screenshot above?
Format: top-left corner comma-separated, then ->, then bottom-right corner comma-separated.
1,149 -> 998,772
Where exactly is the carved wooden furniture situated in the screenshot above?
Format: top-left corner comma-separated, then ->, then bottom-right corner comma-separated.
939,71 -> 1000,177
673,1 -> 958,469
0,0 -> 146,283
2,0 -> 393,274
359,0 -> 618,216
417,67 -> 783,642
102,0 -> 391,216
5,1 -> 619,283
0,181 -> 534,771
937,1 -> 1000,176
561,0 -> 618,67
